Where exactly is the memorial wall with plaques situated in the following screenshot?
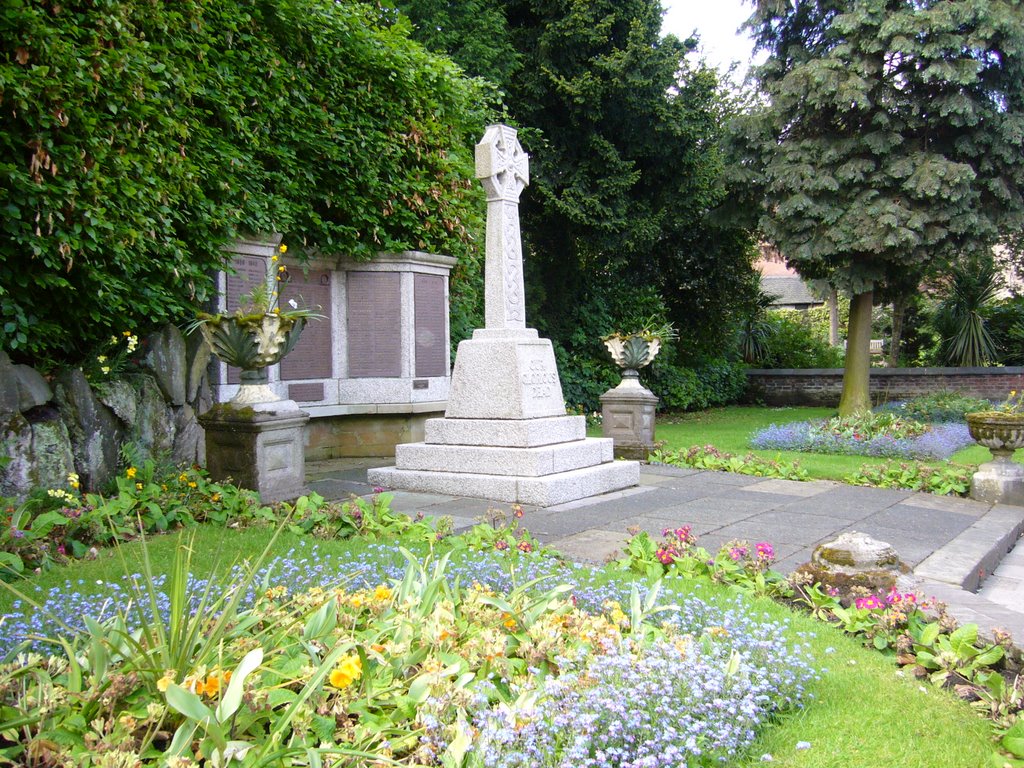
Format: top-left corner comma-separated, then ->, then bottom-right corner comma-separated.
209,238 -> 456,458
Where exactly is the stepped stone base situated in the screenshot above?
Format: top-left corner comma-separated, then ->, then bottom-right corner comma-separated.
368,453 -> 639,507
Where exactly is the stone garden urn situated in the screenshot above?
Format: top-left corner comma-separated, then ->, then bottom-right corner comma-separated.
965,410 -> 1024,505
192,247 -> 319,503
599,332 -> 665,460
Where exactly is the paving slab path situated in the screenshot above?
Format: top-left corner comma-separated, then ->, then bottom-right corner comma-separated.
308,458 -> 1024,643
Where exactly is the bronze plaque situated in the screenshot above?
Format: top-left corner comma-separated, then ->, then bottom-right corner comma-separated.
347,272 -> 401,377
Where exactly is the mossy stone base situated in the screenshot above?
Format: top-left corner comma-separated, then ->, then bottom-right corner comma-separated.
199,404 -> 309,503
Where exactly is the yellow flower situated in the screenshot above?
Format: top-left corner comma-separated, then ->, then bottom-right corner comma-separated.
96,355 -> 107,363
67,472 -> 80,489
156,671 -> 176,692
178,473 -> 188,483
210,493 -> 221,502
279,244 -> 287,254
188,481 -> 197,489
328,653 -> 362,689
100,366 -> 111,375
136,483 -> 143,491
373,585 -> 392,602
126,467 -> 137,479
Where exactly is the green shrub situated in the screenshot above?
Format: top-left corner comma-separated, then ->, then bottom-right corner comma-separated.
0,0 -> 487,367
844,461 -> 972,496
649,444 -> 809,481
881,392 -> 993,423
760,310 -> 845,369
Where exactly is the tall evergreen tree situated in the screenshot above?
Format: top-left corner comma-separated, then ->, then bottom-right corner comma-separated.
745,0 -> 1024,414
398,0 -> 757,368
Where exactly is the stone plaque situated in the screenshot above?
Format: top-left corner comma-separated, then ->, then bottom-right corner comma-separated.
224,255 -> 269,385
280,268 -> 332,381
347,271 -> 401,377
414,273 -> 447,378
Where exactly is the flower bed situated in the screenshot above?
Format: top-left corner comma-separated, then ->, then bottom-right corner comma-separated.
0,537 -> 817,766
750,416 -> 974,460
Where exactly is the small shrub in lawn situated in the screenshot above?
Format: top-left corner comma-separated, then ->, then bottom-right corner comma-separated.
649,444 -> 809,481
877,392 -> 994,423
750,413 -> 974,460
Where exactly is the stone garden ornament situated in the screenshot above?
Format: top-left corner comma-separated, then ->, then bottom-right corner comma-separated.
966,390 -> 1024,505
189,242 -> 321,411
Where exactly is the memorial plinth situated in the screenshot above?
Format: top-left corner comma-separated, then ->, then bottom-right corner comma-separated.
368,125 -> 639,506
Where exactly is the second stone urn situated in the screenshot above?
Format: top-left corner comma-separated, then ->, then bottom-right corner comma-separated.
966,410 -> 1024,505
599,331 -> 667,460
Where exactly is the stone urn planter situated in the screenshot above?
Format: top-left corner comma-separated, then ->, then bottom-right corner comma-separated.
965,410 -> 1024,505
197,311 -> 307,410
599,326 -> 673,460
191,242 -> 320,502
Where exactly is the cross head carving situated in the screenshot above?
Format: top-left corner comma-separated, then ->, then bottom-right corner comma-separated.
476,124 -> 529,202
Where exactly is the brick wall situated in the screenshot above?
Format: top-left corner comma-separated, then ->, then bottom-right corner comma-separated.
745,367 -> 1024,407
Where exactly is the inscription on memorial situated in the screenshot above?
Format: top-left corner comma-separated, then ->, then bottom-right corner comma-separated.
520,358 -> 559,399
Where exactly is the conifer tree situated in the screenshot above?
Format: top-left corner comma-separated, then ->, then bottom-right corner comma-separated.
746,0 -> 1024,413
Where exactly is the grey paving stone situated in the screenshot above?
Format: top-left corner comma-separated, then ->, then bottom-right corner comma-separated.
715,488 -> 809,506
546,529 -> 632,564
651,497 -> 775,526
641,464 -> 703,478
863,505 -> 976,539
775,497 -> 879,522
712,517 -> 838,547
743,478 -> 836,497
307,478 -> 373,500
900,492 -> 991,516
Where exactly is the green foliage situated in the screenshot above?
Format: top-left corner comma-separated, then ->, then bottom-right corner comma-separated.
0,0 -> 488,367
760,310 -> 845,369
0,464 -> 442,577
404,0 -> 759,362
934,256 -> 1002,367
985,295 -> 1024,367
650,444 -> 810,481
843,460 -> 973,496
885,392 -> 994,423
816,412 -> 929,442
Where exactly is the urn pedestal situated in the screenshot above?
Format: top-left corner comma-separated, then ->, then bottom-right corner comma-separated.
600,374 -> 659,460
966,413 -> 1024,506
199,403 -> 309,503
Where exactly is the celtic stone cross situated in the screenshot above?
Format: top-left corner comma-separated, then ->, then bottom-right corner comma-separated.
476,124 -> 530,330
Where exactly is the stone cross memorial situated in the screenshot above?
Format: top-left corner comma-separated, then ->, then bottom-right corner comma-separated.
369,125 -> 638,506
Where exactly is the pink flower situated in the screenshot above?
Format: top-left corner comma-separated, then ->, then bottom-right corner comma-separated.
656,546 -> 677,565
728,546 -> 748,561
675,526 -> 694,544
755,542 -> 775,561
517,540 -> 532,553
494,539 -> 509,551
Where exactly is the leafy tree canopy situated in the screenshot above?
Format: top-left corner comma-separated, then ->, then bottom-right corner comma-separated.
1,0 -> 489,366
742,0 -> 1024,412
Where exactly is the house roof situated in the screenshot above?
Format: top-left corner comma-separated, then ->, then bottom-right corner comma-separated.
761,275 -> 820,307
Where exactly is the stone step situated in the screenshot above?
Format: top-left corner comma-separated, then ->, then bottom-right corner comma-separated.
424,415 -> 586,448
395,438 -> 611,477
367,459 -> 640,507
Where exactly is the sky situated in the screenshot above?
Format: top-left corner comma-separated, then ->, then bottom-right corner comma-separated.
660,0 -> 764,76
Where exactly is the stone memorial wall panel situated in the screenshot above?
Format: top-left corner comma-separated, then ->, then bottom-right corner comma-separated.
347,272 -> 401,378
279,269 -> 333,381
414,273 -> 447,378
224,256 -> 270,385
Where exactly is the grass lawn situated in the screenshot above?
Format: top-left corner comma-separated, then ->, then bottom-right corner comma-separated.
1,524 -> 998,767
649,405 -> 1023,482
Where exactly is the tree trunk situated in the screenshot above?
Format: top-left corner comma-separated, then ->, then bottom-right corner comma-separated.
828,288 -> 840,347
839,288 -> 873,416
887,296 -> 906,368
